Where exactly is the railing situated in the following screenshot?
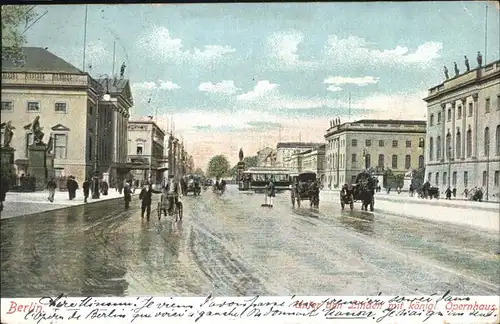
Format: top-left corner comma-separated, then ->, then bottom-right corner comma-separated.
2,72 -> 89,86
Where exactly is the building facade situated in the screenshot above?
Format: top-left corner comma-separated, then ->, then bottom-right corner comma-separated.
256,147 -> 276,167
1,47 -> 132,185
127,118 -> 167,186
324,119 -> 426,189
276,142 -> 324,167
423,59 -> 500,199
289,144 -> 326,182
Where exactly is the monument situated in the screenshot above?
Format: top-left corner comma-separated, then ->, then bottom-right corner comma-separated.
237,148 -> 247,190
0,121 -> 16,186
24,116 -> 54,190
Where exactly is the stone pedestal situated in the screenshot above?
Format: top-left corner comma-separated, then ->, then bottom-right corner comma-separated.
27,144 -> 48,191
1,147 -> 16,181
46,153 -> 55,179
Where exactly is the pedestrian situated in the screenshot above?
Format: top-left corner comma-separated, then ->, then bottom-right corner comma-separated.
452,187 -> 457,198
82,178 -> 91,203
0,173 -> 10,212
67,176 -> 78,200
123,182 -> 132,209
445,186 -> 452,200
139,182 -> 153,220
46,177 -> 57,202
101,180 -> 109,196
265,178 -> 276,207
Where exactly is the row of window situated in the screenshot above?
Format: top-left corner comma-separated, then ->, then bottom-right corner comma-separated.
22,133 -> 68,159
428,125 -> 500,161
429,95 -> 500,126
352,139 -> 424,148
328,153 -> 425,170
428,170 -> 500,188
1,100 -> 68,113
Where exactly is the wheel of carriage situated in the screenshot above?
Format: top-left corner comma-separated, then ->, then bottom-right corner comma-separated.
349,201 -> 354,210
291,197 -> 295,208
177,203 -> 183,221
157,202 -> 162,220
369,200 -> 374,211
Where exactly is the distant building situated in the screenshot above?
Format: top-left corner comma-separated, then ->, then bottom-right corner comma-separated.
324,119 -> 426,189
256,147 -> 276,167
288,144 -> 326,182
127,118 -> 167,186
423,59 -> 500,199
0,47 -> 132,185
276,142 -> 324,167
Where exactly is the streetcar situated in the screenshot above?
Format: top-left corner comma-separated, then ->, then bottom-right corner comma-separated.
242,167 -> 291,193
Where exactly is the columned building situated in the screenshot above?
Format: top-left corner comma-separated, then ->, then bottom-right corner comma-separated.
291,144 -> 326,182
423,59 -> 500,199
127,118 -> 167,186
276,142 -> 324,167
1,47 -> 131,184
324,119 -> 426,189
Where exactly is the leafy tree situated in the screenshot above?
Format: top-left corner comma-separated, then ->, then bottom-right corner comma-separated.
207,155 -> 230,179
2,5 -> 38,61
411,167 -> 425,189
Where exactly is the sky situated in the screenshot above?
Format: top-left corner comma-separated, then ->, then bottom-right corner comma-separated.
26,1 -> 500,169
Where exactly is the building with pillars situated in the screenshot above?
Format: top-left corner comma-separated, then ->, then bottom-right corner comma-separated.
324,119 -> 426,189
0,47 -> 132,184
276,142 -> 324,167
127,118 -> 167,186
423,59 -> 500,199
284,144 -> 326,181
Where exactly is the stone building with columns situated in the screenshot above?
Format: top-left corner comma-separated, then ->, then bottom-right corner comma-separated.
0,47 -> 133,185
423,59 -> 500,200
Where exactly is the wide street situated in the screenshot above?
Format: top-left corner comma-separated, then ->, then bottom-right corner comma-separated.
1,185 -> 499,298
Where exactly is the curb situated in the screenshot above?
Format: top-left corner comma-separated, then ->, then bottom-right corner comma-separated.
374,195 -> 499,212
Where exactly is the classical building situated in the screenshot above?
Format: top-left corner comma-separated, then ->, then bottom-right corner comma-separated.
276,142 -> 324,167
0,47 -> 132,185
324,119 -> 426,189
423,59 -> 500,199
127,118 -> 168,186
286,144 -> 326,181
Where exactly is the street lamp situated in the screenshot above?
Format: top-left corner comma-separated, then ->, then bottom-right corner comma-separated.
92,74 -> 111,199
486,139 -> 490,201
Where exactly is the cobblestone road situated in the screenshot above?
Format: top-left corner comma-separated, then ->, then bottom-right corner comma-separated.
1,185 -> 498,297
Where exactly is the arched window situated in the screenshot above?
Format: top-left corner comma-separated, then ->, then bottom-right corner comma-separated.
405,154 -> 411,169
484,127 -> 490,156
429,137 -> 434,160
392,154 -> 398,169
365,154 -> 371,169
418,155 -> 424,168
466,128 -> 472,157
436,136 -> 442,160
456,129 -> 461,159
378,154 -> 384,168
430,114 -> 434,126
496,125 -> 500,155
446,132 -> 452,159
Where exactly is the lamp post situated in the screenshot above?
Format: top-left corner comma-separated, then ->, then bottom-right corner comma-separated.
447,144 -> 452,188
92,74 -> 111,199
486,141 -> 490,201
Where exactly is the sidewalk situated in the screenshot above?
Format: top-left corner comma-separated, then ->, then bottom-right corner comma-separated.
1,189 -> 135,219
319,191 -> 499,233
322,189 -> 500,211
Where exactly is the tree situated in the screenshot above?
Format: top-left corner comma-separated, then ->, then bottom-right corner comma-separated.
411,167 -> 425,189
207,155 -> 230,179
2,5 -> 38,61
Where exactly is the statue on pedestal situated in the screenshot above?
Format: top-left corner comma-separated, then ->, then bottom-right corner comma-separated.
239,148 -> 244,162
120,62 -> 126,78
0,121 -> 15,148
477,51 -> 482,67
464,55 -> 470,71
46,135 -> 54,154
454,62 -> 459,76
24,115 -> 45,145
443,66 -> 449,79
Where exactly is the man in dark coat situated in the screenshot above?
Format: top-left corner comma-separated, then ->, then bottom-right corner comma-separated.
82,178 -> 91,203
139,182 -> 153,220
67,176 -> 78,200
123,182 -> 132,209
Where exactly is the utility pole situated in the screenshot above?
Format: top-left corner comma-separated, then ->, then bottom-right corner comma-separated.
82,5 -> 88,71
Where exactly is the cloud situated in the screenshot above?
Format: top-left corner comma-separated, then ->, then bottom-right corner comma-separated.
137,26 -> 235,64
132,80 -> 180,91
326,86 -> 343,92
198,80 -> 241,95
324,76 -> 379,86
325,35 -> 442,66
237,80 -> 278,101
267,31 -> 318,70
159,80 -> 180,90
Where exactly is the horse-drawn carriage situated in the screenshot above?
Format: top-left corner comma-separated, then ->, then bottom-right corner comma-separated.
291,171 -> 320,208
185,174 -> 202,196
341,172 -> 377,211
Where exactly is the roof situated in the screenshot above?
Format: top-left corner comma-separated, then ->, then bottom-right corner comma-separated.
97,77 -> 130,94
276,142 -> 324,149
2,47 -> 84,74
352,119 -> 426,126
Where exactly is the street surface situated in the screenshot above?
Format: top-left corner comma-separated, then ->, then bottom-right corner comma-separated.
1,185 -> 498,297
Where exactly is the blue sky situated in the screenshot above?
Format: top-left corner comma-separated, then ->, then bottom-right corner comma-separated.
27,2 -> 500,167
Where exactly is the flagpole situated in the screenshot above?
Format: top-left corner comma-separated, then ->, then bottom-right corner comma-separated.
484,4 -> 488,64
82,5 -> 88,71
112,41 -> 116,77
348,92 -> 351,122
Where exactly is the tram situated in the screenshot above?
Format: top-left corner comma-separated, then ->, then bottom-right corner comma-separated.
241,167 -> 291,193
